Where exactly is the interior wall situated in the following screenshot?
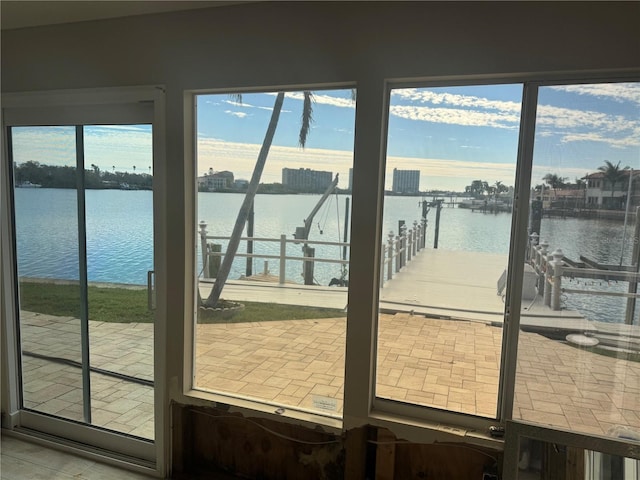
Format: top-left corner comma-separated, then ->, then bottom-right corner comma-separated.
2,1 -> 639,476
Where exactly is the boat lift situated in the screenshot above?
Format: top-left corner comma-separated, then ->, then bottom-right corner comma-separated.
293,174 -> 340,285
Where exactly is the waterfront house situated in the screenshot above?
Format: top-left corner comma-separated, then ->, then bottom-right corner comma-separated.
586,170 -> 640,210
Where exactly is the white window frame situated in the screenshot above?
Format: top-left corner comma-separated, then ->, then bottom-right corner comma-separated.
0,86 -> 167,477
181,72 -> 640,452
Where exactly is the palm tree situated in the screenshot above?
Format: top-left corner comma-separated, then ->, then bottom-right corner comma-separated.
494,180 -> 508,198
542,173 -> 566,197
598,160 -> 629,209
203,91 -> 315,308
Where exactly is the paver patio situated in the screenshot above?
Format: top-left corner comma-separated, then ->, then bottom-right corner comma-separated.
18,309 -> 640,441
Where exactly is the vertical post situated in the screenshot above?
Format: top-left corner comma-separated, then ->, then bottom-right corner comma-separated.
400,224 -> 407,268
412,221 -> 418,256
421,218 -> 427,249
343,197 -> 350,263
529,232 -> 539,262
407,228 -> 412,263
538,240 -> 549,296
544,252 -> 552,307
199,221 -> 209,278
380,247 -> 385,289
246,200 -> 254,277
387,231 -> 394,280
75,126 -> 91,424
433,200 -> 442,249
625,206 -> 640,325
395,235 -> 401,273
263,261 -> 269,276
209,244 -> 221,278
303,246 -> 315,285
551,249 -> 564,311
279,234 -> 286,284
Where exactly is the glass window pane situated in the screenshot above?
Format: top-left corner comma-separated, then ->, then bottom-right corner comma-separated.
84,125 -> 155,439
514,82 -> 640,439
194,89 -> 355,418
11,126 -> 85,421
376,84 -> 523,417
516,436 -> 639,480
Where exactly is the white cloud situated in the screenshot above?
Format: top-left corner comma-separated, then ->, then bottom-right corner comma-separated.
393,88 -> 522,114
284,91 -> 356,109
225,110 -> 249,119
390,105 -> 520,129
391,87 -> 639,151
550,83 -> 640,105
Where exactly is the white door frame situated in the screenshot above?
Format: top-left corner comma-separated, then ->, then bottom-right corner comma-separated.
0,86 -> 167,477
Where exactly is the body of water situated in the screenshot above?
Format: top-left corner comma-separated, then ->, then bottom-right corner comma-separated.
14,189 -> 638,323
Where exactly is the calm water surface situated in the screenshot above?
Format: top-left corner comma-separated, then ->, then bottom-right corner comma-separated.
14,189 -> 637,323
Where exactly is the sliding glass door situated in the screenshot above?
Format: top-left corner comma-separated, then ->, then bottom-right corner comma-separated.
3,93 -> 159,464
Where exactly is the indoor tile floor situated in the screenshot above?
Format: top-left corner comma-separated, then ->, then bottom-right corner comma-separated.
0,435 -> 156,480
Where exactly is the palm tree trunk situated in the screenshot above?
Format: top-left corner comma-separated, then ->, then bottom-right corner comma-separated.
204,92 -> 285,307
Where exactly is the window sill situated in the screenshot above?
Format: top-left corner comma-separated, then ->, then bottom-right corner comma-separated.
183,388 -> 343,434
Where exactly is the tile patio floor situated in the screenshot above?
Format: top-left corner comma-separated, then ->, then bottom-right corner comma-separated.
18,310 -> 640,441
20,311 -> 154,439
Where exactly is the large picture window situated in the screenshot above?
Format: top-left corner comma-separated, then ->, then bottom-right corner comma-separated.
513,82 -> 640,441
186,79 -> 639,456
374,83 -> 523,418
193,89 -> 355,418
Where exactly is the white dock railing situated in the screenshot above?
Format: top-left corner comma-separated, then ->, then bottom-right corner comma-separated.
380,219 -> 427,288
199,218 -> 427,287
527,233 -> 640,323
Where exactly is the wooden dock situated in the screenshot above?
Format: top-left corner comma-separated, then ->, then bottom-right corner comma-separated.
379,249 -> 596,334
199,248 -> 599,335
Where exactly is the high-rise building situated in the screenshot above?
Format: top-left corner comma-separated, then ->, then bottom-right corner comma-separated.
392,168 -> 420,194
282,168 -> 333,192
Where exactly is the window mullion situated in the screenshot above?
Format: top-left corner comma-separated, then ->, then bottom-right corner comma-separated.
498,82 -> 539,421
343,80 -> 389,427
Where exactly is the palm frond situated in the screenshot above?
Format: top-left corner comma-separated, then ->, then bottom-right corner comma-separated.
299,91 -> 315,148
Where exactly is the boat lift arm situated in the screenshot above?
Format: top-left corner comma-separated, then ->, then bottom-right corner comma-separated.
294,174 -> 339,241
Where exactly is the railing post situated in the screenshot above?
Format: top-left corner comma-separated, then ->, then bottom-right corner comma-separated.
413,221 -> 418,256
199,221 -> 209,278
388,231 -> 394,280
544,252 -> 552,307
395,235 -> 401,273
400,224 -> 407,268
528,232 -> 539,262
537,240 -> 549,296
407,228 -> 413,263
279,234 -> 286,284
551,248 -> 564,311
421,218 -> 427,249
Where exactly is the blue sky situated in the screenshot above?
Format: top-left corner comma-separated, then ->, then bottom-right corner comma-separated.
10,82 -> 640,192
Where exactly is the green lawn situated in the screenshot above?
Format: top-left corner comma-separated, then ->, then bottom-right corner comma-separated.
19,282 -> 346,324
